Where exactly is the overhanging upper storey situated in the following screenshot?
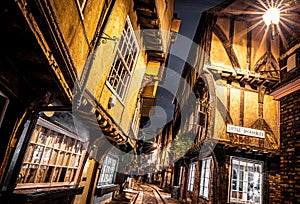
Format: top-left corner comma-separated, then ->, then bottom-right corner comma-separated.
134,0 -> 180,65
192,0 -> 300,92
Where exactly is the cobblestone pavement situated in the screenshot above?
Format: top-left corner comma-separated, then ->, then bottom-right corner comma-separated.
148,184 -> 182,204
106,183 -> 182,204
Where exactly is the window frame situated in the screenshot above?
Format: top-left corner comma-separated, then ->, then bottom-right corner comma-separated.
229,157 -> 263,204
187,162 -> 197,192
16,117 -> 87,190
106,15 -> 140,102
178,166 -> 183,185
199,157 -> 212,199
131,100 -> 140,138
97,154 -> 118,186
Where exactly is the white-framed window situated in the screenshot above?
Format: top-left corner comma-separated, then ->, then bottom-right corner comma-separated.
131,100 -> 140,138
17,118 -> 86,189
187,162 -> 196,192
230,157 -> 263,204
178,166 -> 183,185
97,155 -> 118,186
106,16 -> 140,101
199,157 -> 212,199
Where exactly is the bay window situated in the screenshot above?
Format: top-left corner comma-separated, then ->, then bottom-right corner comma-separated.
17,117 -> 86,189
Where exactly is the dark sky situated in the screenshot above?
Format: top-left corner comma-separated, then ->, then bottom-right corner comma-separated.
174,0 -> 224,38
140,0 -> 225,140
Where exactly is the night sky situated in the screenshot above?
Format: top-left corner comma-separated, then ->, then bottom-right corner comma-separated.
141,0 -> 224,140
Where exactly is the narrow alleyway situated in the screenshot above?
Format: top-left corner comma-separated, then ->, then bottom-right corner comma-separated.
107,182 -> 182,204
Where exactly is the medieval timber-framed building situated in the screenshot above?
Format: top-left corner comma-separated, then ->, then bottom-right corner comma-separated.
170,0 -> 288,203
0,0 -> 178,203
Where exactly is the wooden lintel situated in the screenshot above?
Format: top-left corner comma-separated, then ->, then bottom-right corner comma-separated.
261,80 -> 269,86
239,75 -> 249,82
249,77 -> 258,84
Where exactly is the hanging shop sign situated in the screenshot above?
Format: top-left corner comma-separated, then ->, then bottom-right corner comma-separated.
226,124 -> 265,138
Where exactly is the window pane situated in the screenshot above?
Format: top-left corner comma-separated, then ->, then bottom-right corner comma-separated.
204,187 -> 208,198
36,166 -> 47,183
17,118 -> 86,187
25,165 -> 38,183
32,145 -> 44,163
188,162 -> 196,191
199,158 -> 212,198
37,128 -> 47,144
98,155 -> 118,186
45,166 -> 53,182
230,157 -> 262,204
24,144 -> 34,163
18,164 -> 28,183
106,16 -> 140,100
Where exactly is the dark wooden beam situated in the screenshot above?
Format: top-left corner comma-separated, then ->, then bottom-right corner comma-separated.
253,52 -> 267,72
247,23 -> 252,71
213,24 -> 241,69
240,87 -> 244,126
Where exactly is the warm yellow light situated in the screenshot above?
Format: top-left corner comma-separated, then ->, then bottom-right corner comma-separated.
44,104 -> 54,117
263,8 -> 280,26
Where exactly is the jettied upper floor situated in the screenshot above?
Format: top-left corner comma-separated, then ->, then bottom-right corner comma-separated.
174,0 -> 300,154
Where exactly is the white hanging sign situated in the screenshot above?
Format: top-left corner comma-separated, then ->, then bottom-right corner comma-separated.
226,124 -> 265,138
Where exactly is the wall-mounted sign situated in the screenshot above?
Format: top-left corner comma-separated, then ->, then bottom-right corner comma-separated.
226,124 -> 265,138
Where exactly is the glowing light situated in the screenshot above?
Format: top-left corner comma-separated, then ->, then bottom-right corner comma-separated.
263,7 -> 280,26
44,104 -> 54,117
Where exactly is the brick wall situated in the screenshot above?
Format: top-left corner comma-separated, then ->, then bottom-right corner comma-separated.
280,89 -> 300,203
267,157 -> 281,204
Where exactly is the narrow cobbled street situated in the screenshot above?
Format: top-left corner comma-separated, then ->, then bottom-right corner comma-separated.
107,182 -> 181,204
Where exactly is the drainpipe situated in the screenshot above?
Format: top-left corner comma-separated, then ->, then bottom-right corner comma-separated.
74,0 -> 117,110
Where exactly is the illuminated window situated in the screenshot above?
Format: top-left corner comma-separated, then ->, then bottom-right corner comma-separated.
199,157 -> 212,199
178,166 -> 183,185
187,162 -> 196,192
106,16 -> 140,100
230,157 -> 263,204
17,118 -> 86,189
97,155 -> 118,186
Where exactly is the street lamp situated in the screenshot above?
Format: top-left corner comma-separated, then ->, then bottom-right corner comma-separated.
263,7 -> 280,39
263,8 -> 280,26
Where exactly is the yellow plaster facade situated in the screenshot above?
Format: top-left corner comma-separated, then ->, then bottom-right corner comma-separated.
208,16 -> 280,149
